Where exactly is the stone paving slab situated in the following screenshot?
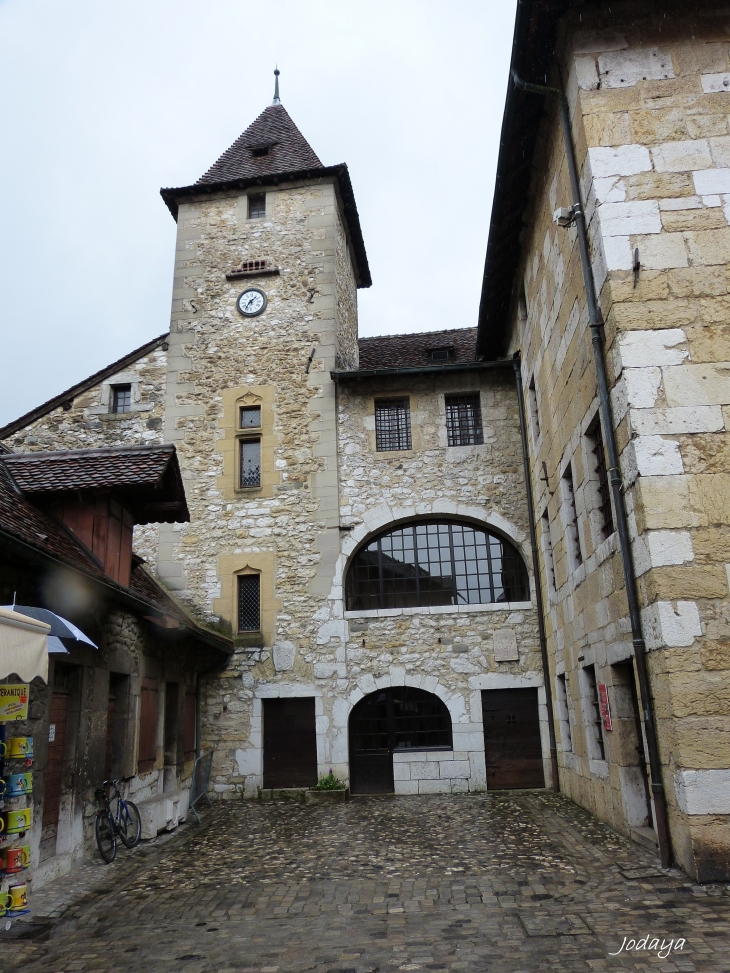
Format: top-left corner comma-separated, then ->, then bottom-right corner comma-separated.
2,792 -> 729,972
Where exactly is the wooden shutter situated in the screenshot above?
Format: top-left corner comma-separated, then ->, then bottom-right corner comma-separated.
137,678 -> 158,774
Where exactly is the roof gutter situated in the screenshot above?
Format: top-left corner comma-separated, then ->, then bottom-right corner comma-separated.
0,528 -> 233,658
331,359 -> 513,382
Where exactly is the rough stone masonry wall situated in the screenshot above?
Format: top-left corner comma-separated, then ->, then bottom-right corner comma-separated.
3,344 -> 168,566
510,3 -> 730,880
159,181 -> 361,796
326,369 -> 547,794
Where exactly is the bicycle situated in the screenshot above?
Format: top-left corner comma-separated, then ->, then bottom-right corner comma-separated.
94,776 -> 142,863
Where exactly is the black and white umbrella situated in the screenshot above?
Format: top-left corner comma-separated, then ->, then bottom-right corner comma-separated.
1,606 -> 97,654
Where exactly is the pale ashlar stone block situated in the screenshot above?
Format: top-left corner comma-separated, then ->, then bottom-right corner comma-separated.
633,436 -> 684,476
652,139 -> 712,173
588,144 -> 651,178
622,367 -> 662,409
619,329 -> 688,368
573,29 -> 628,54
693,168 -> 730,196
709,136 -> 730,168
642,600 -> 702,649
575,55 -> 600,90
675,769 -> 730,814
493,629 -> 519,662
593,176 -> 626,203
597,48 -> 675,88
598,200 -> 661,236
646,530 -> 694,568
659,196 -> 703,210
663,363 -> 730,407
602,234 -> 633,271
701,73 -> 730,93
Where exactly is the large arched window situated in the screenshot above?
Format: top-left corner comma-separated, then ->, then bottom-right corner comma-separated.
346,519 -> 529,611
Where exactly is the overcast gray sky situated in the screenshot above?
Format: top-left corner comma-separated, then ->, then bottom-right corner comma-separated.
0,0 -> 517,427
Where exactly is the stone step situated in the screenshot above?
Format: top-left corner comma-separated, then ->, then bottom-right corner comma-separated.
631,825 -> 659,852
258,787 -> 308,802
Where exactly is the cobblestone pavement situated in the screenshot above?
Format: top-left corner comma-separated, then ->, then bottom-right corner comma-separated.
4,792 -> 730,973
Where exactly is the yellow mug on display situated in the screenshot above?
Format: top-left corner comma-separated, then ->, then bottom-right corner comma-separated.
8,883 -> 27,913
4,807 -> 32,834
7,737 -> 33,759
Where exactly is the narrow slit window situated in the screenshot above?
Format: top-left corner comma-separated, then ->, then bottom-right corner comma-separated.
562,462 -> 583,568
240,406 -> 261,429
445,393 -> 483,447
584,665 -> 606,761
586,415 -> 614,539
240,439 -> 261,488
238,575 -> 261,632
541,509 -> 556,593
248,193 -> 266,219
375,398 -> 411,451
111,384 -> 131,414
556,673 -> 572,752
528,376 -> 540,439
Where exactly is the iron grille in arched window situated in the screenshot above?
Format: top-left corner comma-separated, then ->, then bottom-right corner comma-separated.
345,520 -> 529,611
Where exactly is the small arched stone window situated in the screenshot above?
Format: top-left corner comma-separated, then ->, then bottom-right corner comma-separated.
345,519 -> 529,611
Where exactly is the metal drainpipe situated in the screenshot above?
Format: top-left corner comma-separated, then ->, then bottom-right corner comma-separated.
512,70 -> 671,868
513,355 -> 560,792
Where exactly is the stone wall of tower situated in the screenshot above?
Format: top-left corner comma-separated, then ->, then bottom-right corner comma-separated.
508,2 -> 730,880
159,179 -> 358,793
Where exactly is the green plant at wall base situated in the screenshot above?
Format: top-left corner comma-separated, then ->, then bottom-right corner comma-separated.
313,770 -> 346,791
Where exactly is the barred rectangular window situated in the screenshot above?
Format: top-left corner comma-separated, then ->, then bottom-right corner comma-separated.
375,398 -> 411,451
586,415 -> 614,538
562,462 -> 583,568
445,393 -> 483,447
238,575 -> 260,632
248,193 -> 266,219
240,439 -> 261,487
240,406 -> 261,428
584,664 -> 605,761
112,384 -> 131,414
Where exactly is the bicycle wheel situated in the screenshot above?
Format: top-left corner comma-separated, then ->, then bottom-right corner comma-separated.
95,811 -> 117,863
118,800 -> 141,848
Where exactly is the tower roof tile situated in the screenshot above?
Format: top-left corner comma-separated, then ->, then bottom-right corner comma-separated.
197,104 -> 323,185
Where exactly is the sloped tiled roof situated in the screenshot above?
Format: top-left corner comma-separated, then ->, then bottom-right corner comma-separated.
0,333 -> 169,441
0,455 -> 230,653
0,460 -> 106,576
197,105 -> 323,185
1,444 -> 189,525
358,328 -> 479,370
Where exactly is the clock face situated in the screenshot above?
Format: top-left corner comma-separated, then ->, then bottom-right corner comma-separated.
237,288 -> 267,317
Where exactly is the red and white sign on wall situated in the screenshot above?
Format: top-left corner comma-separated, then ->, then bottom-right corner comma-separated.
597,684 -> 612,731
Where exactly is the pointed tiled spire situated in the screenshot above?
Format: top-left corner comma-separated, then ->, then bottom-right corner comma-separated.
196,73 -> 322,186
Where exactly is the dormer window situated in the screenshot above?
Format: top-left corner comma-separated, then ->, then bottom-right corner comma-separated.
429,347 -> 454,363
251,146 -> 271,158
248,194 -> 266,219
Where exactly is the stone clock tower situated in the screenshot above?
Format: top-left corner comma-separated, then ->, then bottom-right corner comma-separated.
156,75 -> 371,783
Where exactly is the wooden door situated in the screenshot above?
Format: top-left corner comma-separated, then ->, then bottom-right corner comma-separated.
482,688 -> 545,789
263,698 -> 317,788
104,692 -> 116,781
42,690 -> 69,834
137,678 -> 158,774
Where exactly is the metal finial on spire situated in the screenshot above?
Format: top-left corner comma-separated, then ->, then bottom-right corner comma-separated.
271,67 -> 281,106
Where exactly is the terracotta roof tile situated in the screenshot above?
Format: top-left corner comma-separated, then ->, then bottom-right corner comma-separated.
357,328 -> 479,370
197,105 -> 322,185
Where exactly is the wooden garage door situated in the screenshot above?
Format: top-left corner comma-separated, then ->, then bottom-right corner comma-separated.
263,698 -> 317,789
482,688 -> 545,789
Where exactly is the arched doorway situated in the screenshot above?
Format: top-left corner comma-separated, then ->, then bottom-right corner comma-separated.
348,687 -> 452,794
